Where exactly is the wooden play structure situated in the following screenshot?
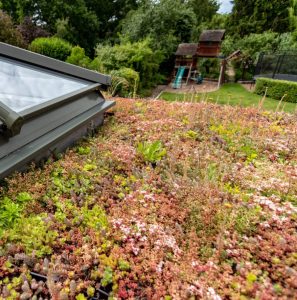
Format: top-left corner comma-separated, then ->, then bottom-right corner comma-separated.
172,30 -> 226,89
173,43 -> 199,88
218,50 -> 242,87
197,30 -> 225,58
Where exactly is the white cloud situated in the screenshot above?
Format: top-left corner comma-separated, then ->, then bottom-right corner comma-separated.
218,0 -> 233,14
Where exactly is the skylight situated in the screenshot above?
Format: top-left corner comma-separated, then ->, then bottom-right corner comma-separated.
0,56 -> 88,113
0,42 -> 114,180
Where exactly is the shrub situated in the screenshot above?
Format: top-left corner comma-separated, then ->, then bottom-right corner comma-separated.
198,58 -> 220,79
29,37 -> 72,61
17,17 -> 49,46
94,38 -> 164,93
110,68 -> 139,97
0,10 -> 25,47
255,77 -> 297,103
66,46 -> 91,68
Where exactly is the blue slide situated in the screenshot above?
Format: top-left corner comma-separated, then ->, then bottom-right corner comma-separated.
172,66 -> 185,89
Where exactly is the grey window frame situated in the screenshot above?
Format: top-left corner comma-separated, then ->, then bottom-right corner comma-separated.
0,42 -> 111,137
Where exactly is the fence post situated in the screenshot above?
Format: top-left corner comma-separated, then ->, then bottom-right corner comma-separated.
255,52 -> 264,76
273,54 -> 282,79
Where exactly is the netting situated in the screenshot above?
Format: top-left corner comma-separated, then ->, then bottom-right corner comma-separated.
254,51 -> 297,82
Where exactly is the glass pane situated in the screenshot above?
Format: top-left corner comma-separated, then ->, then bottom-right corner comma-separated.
0,57 -> 88,113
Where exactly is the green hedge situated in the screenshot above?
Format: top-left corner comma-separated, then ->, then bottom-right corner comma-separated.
255,77 -> 297,103
29,37 -> 72,61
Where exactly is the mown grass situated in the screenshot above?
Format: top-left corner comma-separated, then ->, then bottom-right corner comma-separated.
159,83 -> 297,113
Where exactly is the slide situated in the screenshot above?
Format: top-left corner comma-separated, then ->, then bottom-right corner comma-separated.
172,66 -> 185,89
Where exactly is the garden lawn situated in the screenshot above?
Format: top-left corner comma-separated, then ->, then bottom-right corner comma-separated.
1,99 -> 297,299
159,83 -> 297,113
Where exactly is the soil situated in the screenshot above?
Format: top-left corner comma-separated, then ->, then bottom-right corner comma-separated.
151,80 -> 219,99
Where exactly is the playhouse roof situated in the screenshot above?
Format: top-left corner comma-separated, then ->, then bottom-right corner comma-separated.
175,43 -> 199,56
0,42 -> 114,179
199,30 -> 226,42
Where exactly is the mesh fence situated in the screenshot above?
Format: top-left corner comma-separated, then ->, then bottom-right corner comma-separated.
254,52 -> 297,82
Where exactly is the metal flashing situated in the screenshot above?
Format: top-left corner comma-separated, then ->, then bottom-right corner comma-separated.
0,101 -> 115,180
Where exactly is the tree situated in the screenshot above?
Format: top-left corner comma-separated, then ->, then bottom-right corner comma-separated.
0,0 -> 140,55
289,0 -> 297,40
188,0 -> 219,24
17,16 -> 49,46
121,0 -> 197,58
85,0 -> 139,41
228,0 -> 291,36
0,10 -> 24,47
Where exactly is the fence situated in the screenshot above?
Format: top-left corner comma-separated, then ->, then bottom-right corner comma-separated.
254,51 -> 297,82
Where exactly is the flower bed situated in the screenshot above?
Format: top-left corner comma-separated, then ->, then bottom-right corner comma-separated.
0,99 -> 297,299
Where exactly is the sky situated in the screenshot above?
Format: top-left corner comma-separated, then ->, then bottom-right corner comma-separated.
218,0 -> 233,14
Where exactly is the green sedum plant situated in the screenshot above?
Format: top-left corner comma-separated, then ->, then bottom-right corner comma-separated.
0,198 -> 22,230
137,141 -> 167,164
101,266 -> 113,287
4,215 -> 58,257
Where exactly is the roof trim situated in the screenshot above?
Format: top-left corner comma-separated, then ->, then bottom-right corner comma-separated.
0,100 -> 115,180
0,42 -> 111,86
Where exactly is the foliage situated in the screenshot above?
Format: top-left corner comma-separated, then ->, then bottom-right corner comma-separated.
255,77 -> 297,103
66,46 -> 91,68
81,204 -> 108,230
187,0 -> 219,24
110,68 -> 139,98
199,58 -> 220,79
1,0 -> 140,55
222,31 -> 297,81
4,215 -> 58,257
277,32 -> 297,50
290,0 -> 297,36
93,39 -> 163,92
228,0 -> 291,36
0,10 -> 24,47
121,0 -> 197,58
1,98 -> 297,298
29,37 -> 72,61
223,31 -> 281,61
0,197 -> 22,230
17,16 -> 49,46
0,193 -> 32,232
101,266 -> 113,287
137,141 -> 167,164
118,259 -> 130,271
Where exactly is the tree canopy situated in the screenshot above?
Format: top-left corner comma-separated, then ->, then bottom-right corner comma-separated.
228,0 -> 291,36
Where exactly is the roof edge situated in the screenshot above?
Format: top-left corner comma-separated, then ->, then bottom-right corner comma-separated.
0,42 -> 111,86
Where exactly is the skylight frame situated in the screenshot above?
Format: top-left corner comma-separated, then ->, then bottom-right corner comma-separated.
0,42 -> 111,138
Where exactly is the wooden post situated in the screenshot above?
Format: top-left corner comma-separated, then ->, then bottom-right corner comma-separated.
218,59 -> 226,88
